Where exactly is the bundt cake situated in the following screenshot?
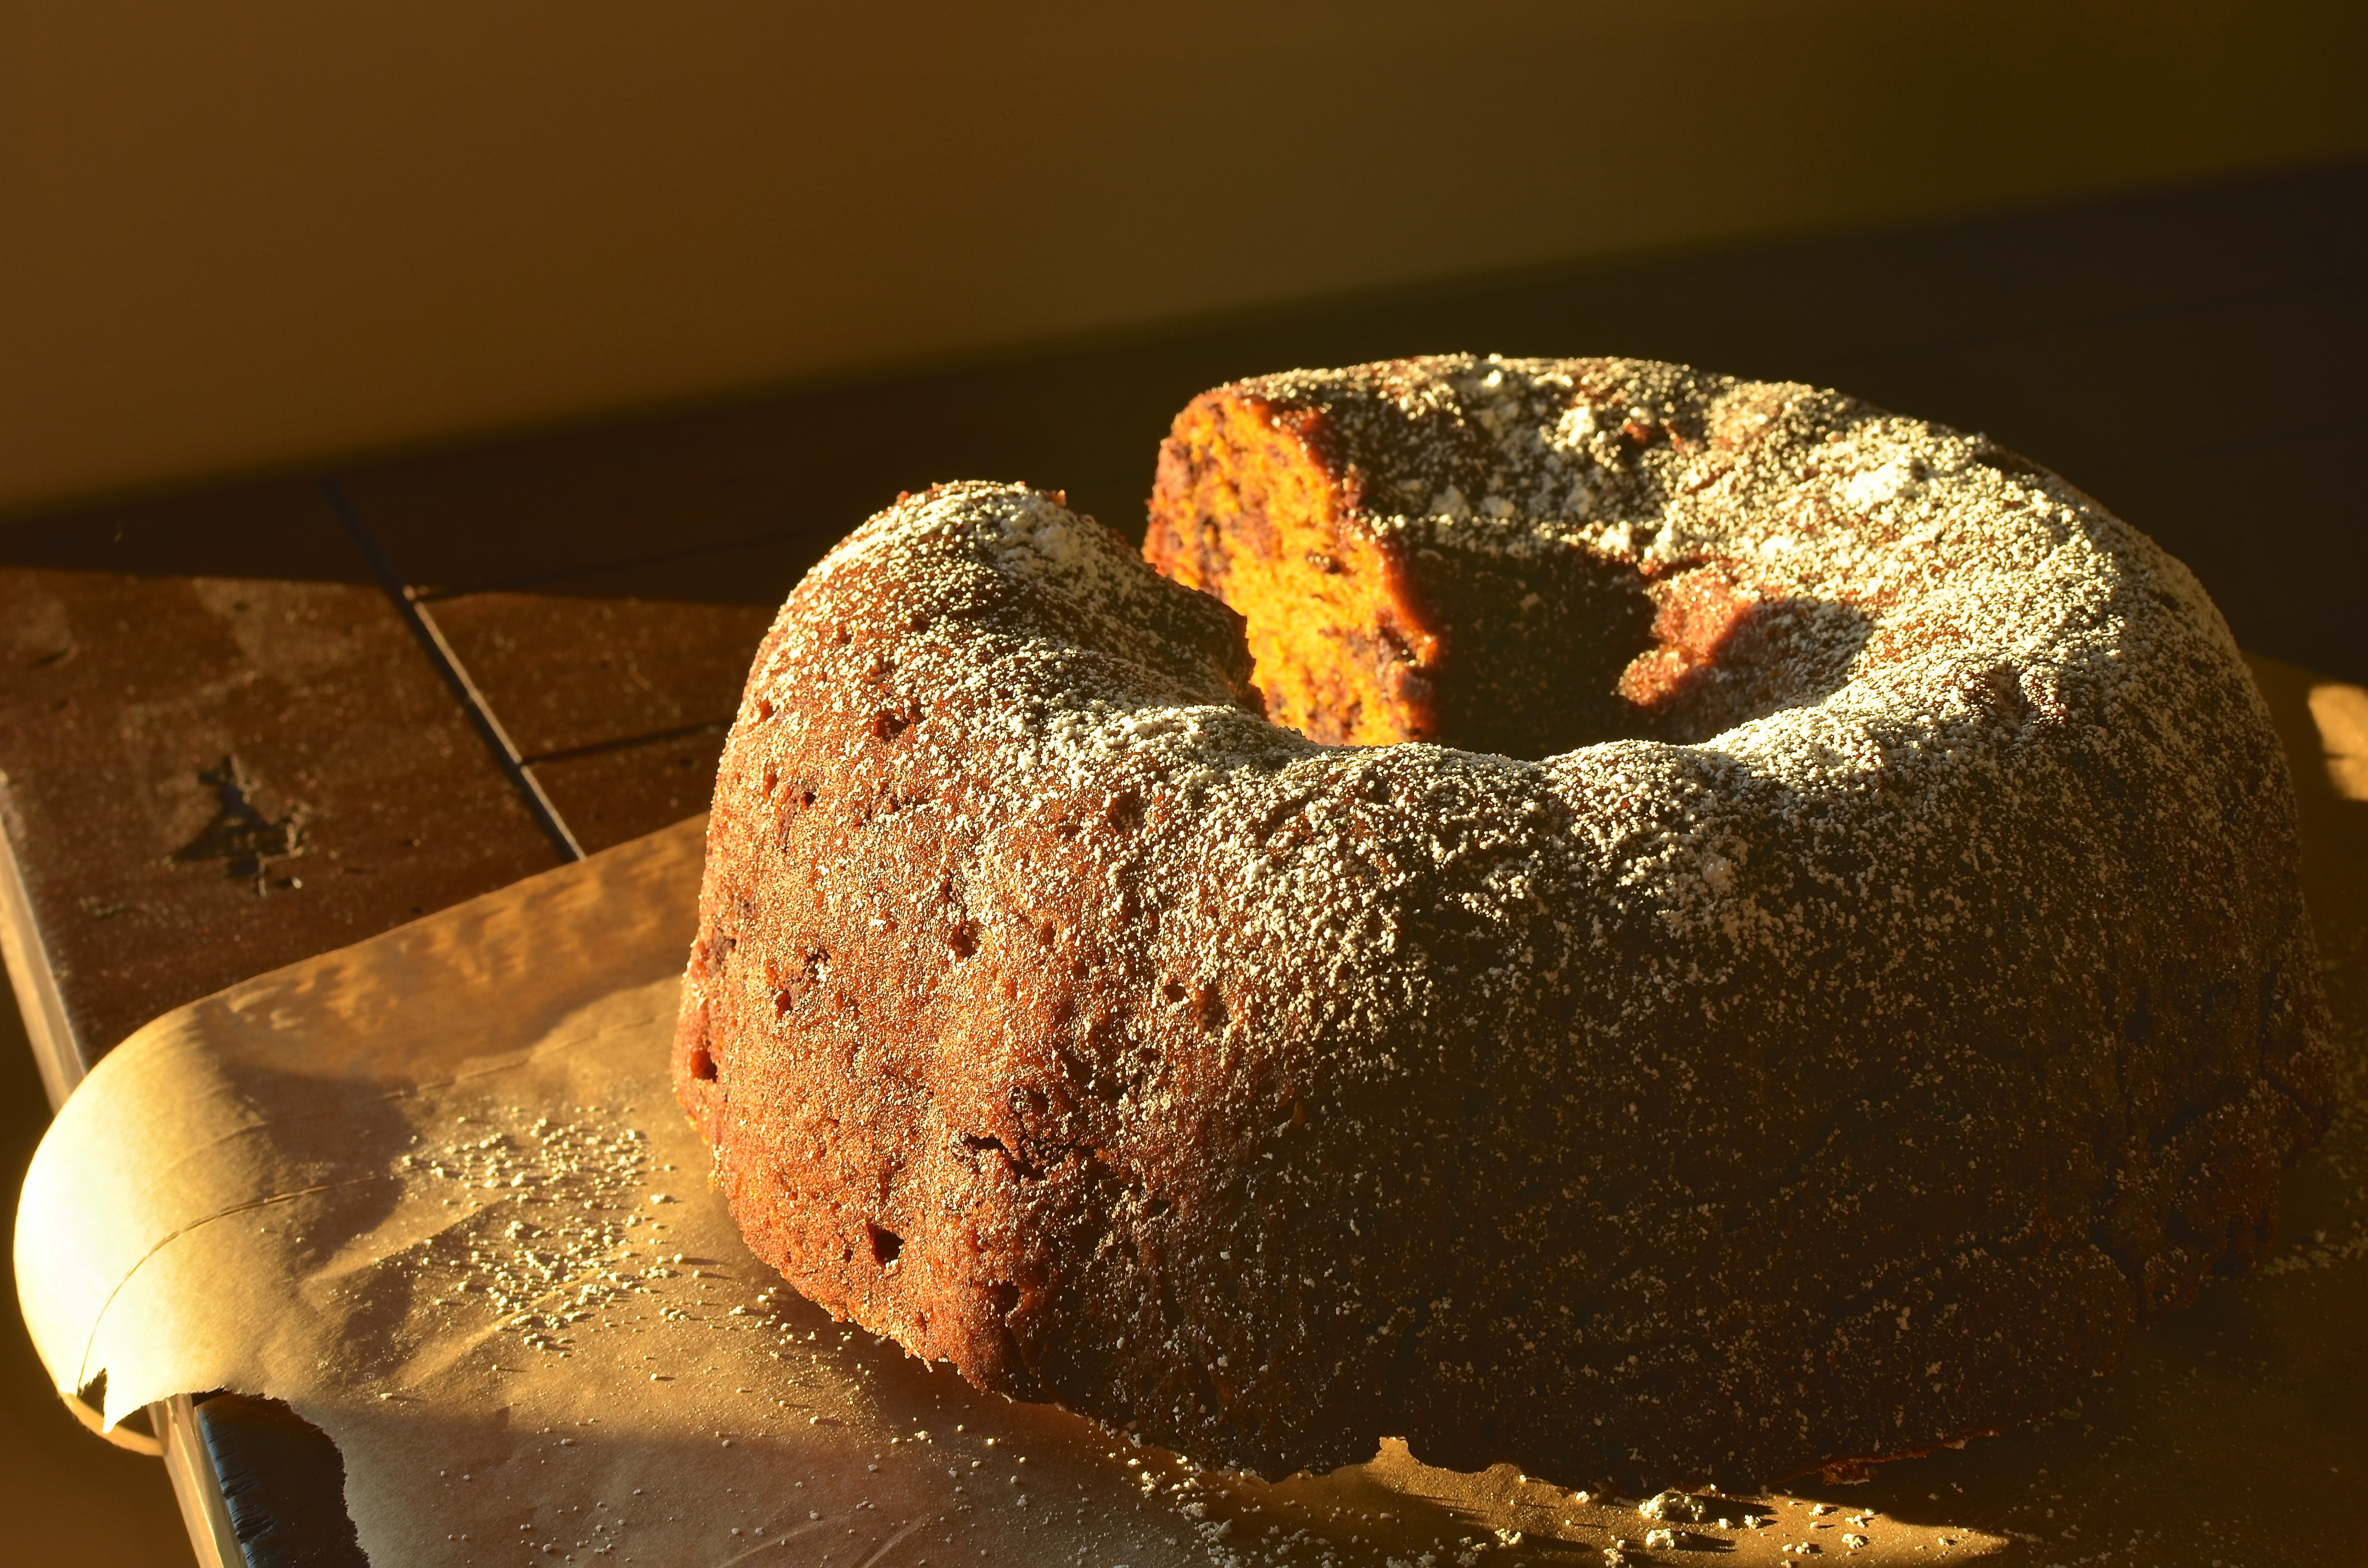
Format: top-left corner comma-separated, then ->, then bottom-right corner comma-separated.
673,355 -> 2334,1490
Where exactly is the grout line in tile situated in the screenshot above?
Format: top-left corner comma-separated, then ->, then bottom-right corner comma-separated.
320,476 -> 587,863
522,719 -> 734,770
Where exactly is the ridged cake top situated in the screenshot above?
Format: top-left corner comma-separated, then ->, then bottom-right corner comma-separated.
800,354 -> 2249,877
1224,353 -> 2130,614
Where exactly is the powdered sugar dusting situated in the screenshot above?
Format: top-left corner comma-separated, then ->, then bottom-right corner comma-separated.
678,356 -> 2332,1491
396,1107 -> 661,1355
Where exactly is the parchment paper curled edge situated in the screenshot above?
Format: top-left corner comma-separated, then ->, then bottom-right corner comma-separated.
11,650 -> 2367,1568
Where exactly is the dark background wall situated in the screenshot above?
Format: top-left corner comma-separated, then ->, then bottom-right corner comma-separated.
4,0 -> 2365,519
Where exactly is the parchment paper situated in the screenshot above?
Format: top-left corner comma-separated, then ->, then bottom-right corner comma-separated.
14,651 -> 2367,1568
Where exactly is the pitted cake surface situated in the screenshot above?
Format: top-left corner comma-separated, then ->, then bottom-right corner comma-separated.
674,356 -> 2332,1489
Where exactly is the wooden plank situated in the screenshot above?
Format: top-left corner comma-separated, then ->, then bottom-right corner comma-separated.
0,481 -> 562,1066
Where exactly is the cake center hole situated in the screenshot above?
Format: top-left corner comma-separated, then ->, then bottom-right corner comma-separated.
1221,556 -> 1871,757
1143,417 -> 1871,757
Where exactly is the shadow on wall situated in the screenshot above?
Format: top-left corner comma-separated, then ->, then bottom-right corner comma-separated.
1,160 -> 2361,685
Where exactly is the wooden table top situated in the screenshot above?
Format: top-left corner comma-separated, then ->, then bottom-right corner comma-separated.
2,157 -> 2362,1566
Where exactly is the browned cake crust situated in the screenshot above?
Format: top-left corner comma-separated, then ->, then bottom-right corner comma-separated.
674,356 -> 2334,1491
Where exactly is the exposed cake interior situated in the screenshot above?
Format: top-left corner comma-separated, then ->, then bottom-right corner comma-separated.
1147,391 -> 1832,757
1147,393 -> 1444,747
